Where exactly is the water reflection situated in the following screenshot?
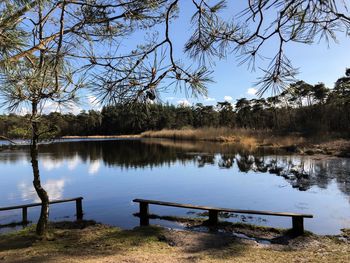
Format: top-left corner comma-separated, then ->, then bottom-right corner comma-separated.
88,160 -> 101,175
42,157 -> 64,171
230,154 -> 350,195
1,139 -> 350,199
17,179 -> 66,202
1,138 -> 350,234
67,155 -> 80,171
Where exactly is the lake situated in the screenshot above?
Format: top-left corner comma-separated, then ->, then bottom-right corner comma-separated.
0,138 -> 349,235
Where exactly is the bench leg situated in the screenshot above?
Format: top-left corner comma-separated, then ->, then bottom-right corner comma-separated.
22,207 -> 28,224
76,198 -> 83,221
208,210 -> 219,225
139,202 -> 149,226
292,217 -> 304,235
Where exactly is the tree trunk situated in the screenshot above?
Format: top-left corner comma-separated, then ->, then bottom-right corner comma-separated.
30,101 -> 50,237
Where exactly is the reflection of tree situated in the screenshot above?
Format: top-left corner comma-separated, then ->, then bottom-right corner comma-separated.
236,155 -> 254,172
2,139 -> 350,201
196,155 -> 215,168
218,154 -> 235,169
230,154 -> 350,198
43,140 -> 195,169
253,157 -> 268,173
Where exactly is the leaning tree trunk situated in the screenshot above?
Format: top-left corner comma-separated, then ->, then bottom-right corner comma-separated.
30,101 -> 50,237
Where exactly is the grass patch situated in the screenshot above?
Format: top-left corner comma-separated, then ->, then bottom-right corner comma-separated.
0,221 -> 349,262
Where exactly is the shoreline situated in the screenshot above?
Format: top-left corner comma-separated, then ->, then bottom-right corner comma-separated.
0,220 -> 349,262
2,129 -> 349,158
140,129 -> 350,158
61,134 -> 141,139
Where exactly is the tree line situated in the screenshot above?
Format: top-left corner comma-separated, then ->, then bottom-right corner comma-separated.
1,72 -> 349,139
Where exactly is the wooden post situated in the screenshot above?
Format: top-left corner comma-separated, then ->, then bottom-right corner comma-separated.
139,202 -> 149,226
22,207 -> 28,224
76,198 -> 83,221
208,210 -> 219,225
292,216 -> 304,235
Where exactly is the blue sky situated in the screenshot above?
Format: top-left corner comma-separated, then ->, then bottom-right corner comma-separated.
103,0 -> 350,108
158,1 -> 350,107
174,33 -> 350,106
1,1 -> 350,114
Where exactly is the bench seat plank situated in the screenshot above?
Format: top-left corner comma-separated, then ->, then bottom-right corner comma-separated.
0,197 -> 83,211
133,199 -> 313,218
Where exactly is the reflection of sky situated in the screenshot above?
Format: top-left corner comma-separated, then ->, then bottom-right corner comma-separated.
88,160 -> 101,175
17,179 -> 66,202
0,140 -> 350,235
67,155 -> 80,171
41,157 -> 64,171
41,154 -> 83,172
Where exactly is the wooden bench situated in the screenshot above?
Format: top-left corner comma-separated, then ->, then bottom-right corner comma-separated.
133,199 -> 313,235
0,197 -> 83,225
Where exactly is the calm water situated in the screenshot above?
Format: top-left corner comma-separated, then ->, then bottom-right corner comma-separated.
0,139 -> 349,235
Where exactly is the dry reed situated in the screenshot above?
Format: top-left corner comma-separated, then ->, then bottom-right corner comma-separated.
141,128 -> 305,149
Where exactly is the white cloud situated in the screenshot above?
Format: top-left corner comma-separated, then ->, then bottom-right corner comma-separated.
224,96 -> 233,102
67,103 -> 82,115
204,97 -> 216,102
88,160 -> 101,175
87,95 -> 102,111
247,88 -> 257,96
16,106 -> 31,116
43,101 -> 60,113
177,99 -> 191,107
40,100 -> 83,115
